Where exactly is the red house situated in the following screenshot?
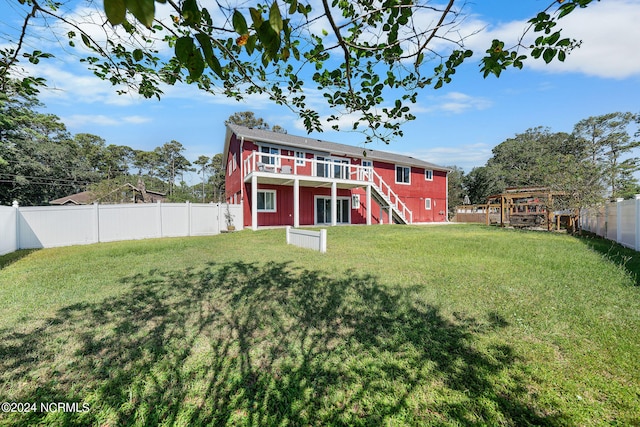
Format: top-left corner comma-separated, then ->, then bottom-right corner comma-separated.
224,123 -> 449,230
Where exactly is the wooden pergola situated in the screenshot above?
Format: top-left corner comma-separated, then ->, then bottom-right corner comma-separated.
455,187 -> 578,231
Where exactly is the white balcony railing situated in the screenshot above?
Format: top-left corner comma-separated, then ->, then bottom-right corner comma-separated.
243,151 -> 374,182
243,151 -> 412,223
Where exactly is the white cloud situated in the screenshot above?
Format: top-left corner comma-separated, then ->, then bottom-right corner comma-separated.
419,92 -> 492,114
465,0 -> 640,79
32,63 -> 144,107
408,143 -> 493,170
62,114 -> 151,128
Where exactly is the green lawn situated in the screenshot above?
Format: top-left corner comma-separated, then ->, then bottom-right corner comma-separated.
0,224 -> 639,426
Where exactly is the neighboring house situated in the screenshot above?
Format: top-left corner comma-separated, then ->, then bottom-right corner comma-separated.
49,190 -> 98,205
224,123 -> 450,230
50,182 -> 167,205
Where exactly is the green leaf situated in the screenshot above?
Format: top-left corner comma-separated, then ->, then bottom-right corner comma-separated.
269,1 -> 283,33
80,33 -> 91,48
558,3 -> 577,19
181,0 -> 201,26
558,50 -> 566,62
175,36 -> 204,79
104,0 -> 126,25
175,36 -> 195,64
124,0 -> 155,28
258,20 -> 280,57
232,10 -> 248,35
133,48 -> 143,61
288,0 -> 297,15
245,35 -> 257,55
542,48 -> 557,63
250,8 -> 263,28
195,33 -> 223,77
546,31 -> 561,46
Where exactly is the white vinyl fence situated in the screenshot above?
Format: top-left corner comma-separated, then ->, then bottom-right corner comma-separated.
580,196 -> 640,250
285,226 -> 327,253
0,202 -> 243,256
0,204 -> 18,255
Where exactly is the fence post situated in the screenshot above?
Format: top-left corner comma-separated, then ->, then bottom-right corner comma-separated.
93,202 -> 100,243
616,198 -> 623,245
319,229 -> 327,253
186,201 -> 192,237
157,200 -> 163,237
12,200 -> 20,250
635,195 -> 640,251
286,226 -> 291,244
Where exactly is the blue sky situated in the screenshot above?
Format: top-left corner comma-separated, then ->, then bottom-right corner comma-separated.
2,0 -> 639,185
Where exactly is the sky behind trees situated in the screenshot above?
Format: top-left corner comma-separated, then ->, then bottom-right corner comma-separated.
1,0 -> 639,185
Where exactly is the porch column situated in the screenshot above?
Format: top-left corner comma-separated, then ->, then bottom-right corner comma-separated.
251,174 -> 258,231
366,185 -> 372,225
331,181 -> 337,226
293,178 -> 300,228
388,206 -> 392,224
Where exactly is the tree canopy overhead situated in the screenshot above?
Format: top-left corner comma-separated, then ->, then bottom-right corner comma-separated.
3,0 -> 597,143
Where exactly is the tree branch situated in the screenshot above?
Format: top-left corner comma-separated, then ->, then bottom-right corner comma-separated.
320,0 -> 353,94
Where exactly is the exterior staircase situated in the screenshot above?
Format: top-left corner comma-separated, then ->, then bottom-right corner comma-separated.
369,171 -> 412,224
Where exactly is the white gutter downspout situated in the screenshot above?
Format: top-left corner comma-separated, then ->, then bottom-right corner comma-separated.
240,136 -> 245,229
445,171 -> 450,223
240,136 -> 245,203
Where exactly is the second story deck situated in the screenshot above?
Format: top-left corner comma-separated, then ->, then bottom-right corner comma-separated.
243,151 -> 373,187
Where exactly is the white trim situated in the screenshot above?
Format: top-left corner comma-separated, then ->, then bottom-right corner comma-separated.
395,165 -> 411,185
293,179 -> 300,227
366,185 -> 372,225
425,198 -> 432,210
257,189 -> 277,212
258,144 -> 281,167
315,155 -> 350,179
314,195 -> 351,225
351,194 -> 360,209
251,175 -> 258,230
425,169 -> 433,181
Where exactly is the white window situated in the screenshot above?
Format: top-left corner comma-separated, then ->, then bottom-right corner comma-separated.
257,190 -> 276,212
295,151 -> 305,165
396,165 -> 411,184
260,145 -> 279,165
425,198 -> 432,210
228,159 -> 233,176
360,160 -> 373,180
352,194 -> 360,209
425,169 -> 433,181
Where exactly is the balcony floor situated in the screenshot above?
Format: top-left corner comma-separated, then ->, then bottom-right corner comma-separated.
244,171 -> 369,189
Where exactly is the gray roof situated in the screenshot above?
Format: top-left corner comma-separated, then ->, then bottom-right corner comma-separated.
226,123 -> 450,172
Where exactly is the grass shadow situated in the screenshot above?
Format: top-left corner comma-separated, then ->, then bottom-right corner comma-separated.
0,261 -> 569,425
576,231 -> 640,285
0,249 -> 39,270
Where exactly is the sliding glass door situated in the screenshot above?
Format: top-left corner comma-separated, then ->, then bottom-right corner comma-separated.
315,197 -> 350,224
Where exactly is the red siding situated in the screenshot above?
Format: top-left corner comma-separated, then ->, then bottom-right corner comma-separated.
225,134 -> 243,202
229,131 -> 448,226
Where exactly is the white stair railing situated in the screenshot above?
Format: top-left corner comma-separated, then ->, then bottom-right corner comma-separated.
242,152 -> 413,224
371,171 -> 413,224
